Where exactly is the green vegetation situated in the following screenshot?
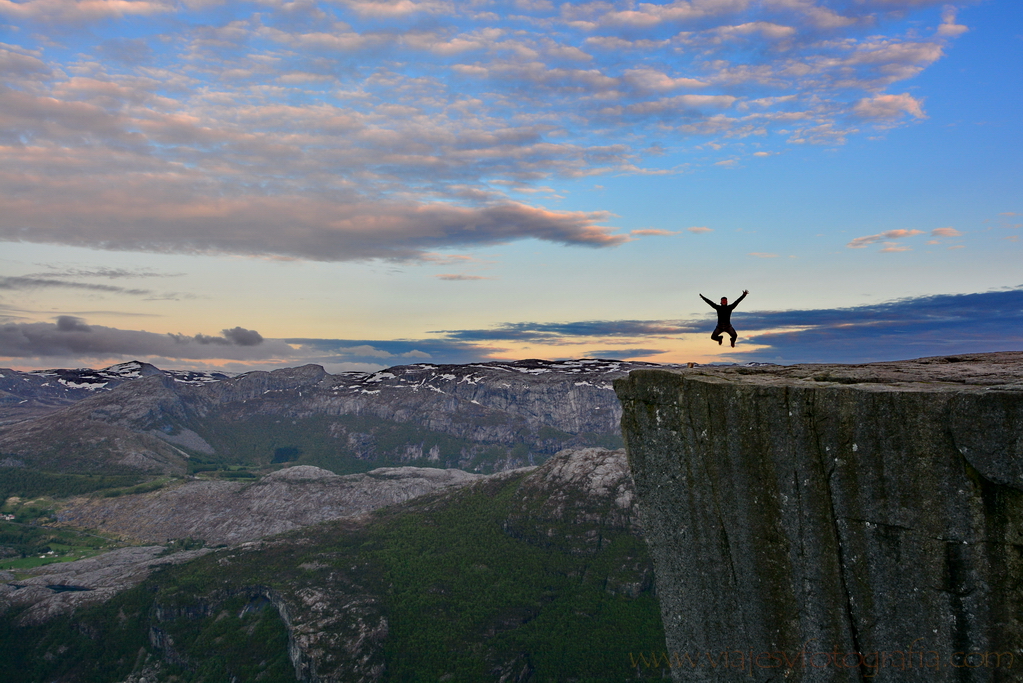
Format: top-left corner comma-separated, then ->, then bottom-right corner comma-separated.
0,468 -> 144,499
187,411 -> 622,475
0,469 -> 665,682
189,413 -> 527,474
369,478 -> 663,681
155,593 -> 298,682
0,584 -> 297,683
0,520 -> 125,570
98,477 -> 173,497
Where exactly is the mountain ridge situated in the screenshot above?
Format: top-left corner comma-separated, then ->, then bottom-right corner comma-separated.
0,358 -> 678,475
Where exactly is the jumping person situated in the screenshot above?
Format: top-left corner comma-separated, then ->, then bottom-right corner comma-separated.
699,290 -> 749,347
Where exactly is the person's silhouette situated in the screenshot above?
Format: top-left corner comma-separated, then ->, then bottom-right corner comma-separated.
700,290 -> 749,347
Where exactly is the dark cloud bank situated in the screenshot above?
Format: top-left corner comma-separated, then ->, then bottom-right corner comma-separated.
736,289 -> 1023,364
0,317 -> 274,361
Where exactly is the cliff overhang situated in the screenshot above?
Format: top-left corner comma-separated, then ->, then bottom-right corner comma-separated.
615,352 -> 1023,682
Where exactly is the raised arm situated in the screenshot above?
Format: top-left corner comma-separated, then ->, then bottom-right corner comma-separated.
699,293 -> 717,309
732,289 -> 749,307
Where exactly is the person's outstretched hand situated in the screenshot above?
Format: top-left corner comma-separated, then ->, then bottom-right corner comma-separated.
742,289 -> 749,295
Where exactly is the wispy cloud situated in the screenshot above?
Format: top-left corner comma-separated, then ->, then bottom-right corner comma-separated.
846,229 -> 925,249
437,319 -> 700,342
630,229 -> 679,236
0,276 -> 152,296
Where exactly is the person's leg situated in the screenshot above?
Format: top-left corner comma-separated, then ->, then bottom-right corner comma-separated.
711,327 -> 724,345
728,326 -> 737,347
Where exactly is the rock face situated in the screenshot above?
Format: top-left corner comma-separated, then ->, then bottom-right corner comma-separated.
0,361 -> 226,425
57,465 -> 485,544
615,352 -> 1023,682
0,546 -> 210,626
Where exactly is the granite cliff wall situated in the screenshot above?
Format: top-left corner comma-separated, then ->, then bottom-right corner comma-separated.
615,352 -> 1023,682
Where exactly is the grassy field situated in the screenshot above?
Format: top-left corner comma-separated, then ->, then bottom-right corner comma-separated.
0,520 -> 127,572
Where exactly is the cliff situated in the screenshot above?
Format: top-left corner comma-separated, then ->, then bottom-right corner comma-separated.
615,351 -> 1023,682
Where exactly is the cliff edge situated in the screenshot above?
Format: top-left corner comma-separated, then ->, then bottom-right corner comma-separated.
615,351 -> 1023,682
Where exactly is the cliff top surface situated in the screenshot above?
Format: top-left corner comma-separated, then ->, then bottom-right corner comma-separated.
629,351 -> 1023,392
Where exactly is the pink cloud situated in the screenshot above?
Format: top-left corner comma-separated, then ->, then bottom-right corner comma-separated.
937,7 -> 968,37
852,93 -> 926,121
687,226 -> 713,234
931,227 -> 963,237
630,229 -> 680,236
846,229 -> 925,249
0,0 -> 175,22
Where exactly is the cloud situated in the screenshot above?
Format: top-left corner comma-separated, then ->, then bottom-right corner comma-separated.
846,229 -> 925,248
713,21 -> 797,41
56,315 -> 91,332
0,176 -> 626,260
222,327 -> 263,346
96,38 -> 155,65
630,229 -> 679,236
434,274 -> 492,280
687,226 -> 713,233
437,319 -> 699,342
0,0 -> 968,263
733,289 -> 1023,364
0,0 -> 175,23
333,344 -> 431,359
931,227 -> 962,237
936,6 -> 968,37
25,266 -> 182,280
748,252 -> 779,258
0,318 -> 288,360
852,93 -> 926,121
584,348 -> 666,359
0,276 -> 151,296
623,68 -> 707,91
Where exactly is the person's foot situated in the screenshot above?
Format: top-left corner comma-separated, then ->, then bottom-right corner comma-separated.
730,339 -> 736,347
717,338 -> 722,345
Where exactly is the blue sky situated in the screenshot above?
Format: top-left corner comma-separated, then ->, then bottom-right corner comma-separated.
0,0 -> 1019,372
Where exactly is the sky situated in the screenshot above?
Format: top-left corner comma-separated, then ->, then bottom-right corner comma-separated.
0,0 -> 1020,373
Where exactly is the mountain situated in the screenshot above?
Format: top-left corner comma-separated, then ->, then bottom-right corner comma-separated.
1,448 -> 665,683
0,359 -> 673,476
0,361 -> 227,425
